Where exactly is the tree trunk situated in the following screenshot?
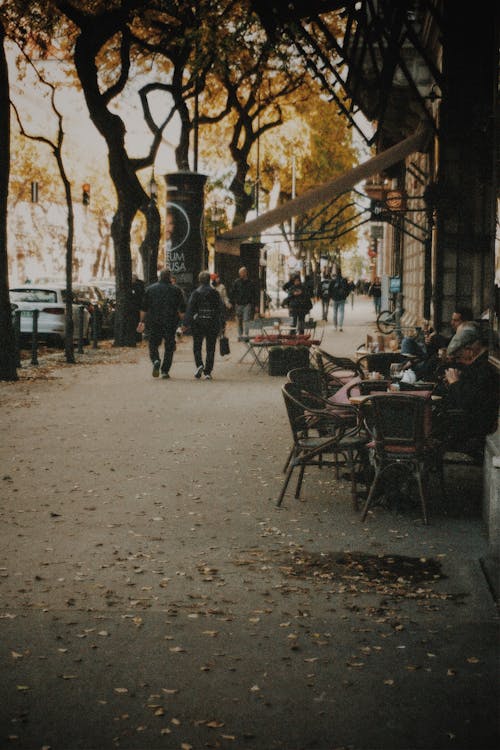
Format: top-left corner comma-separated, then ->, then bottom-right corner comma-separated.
138,200 -> 161,285
56,153 -> 76,363
111,205 -> 136,346
0,20 -> 18,381
72,25 -> 147,348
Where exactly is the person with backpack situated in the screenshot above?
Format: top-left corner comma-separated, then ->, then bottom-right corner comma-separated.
319,271 -> 331,321
182,270 -> 225,380
328,265 -> 349,331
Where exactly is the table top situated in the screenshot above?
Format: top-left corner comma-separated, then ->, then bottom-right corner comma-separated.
250,335 -> 319,347
349,390 -> 434,405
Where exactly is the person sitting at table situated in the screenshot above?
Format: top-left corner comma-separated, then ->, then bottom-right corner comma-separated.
282,275 -> 313,334
420,306 -> 479,381
434,328 -> 499,459
446,305 -> 479,358
399,325 -> 449,381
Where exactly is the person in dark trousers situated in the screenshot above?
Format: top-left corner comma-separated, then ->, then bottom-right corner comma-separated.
319,271 -> 331,321
137,267 -> 186,379
131,273 -> 146,342
328,265 -> 349,331
283,274 -> 313,333
183,271 -> 225,380
230,266 -> 259,338
368,276 -> 382,315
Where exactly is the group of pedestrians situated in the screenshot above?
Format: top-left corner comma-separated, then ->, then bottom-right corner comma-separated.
136,265 -> 260,380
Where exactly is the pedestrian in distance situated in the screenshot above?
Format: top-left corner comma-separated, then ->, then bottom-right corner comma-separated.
183,270 -> 225,380
368,276 -> 382,315
230,266 -> 259,338
131,273 -> 145,342
137,267 -> 186,379
319,271 -> 331,321
328,265 -> 350,331
282,274 -> 313,334
211,273 -> 231,334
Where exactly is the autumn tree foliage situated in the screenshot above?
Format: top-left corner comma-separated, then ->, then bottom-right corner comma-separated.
1,0 -> 361,358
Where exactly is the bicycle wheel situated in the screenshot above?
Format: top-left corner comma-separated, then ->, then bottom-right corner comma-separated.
377,310 -> 395,334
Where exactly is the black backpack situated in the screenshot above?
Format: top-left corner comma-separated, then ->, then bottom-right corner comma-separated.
320,279 -> 330,299
195,290 -> 219,324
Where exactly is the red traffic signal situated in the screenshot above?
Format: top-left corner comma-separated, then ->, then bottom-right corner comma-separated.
82,183 -> 90,205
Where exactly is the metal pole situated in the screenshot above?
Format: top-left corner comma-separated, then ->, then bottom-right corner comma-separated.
92,308 -> 99,349
395,291 -> 403,343
291,155 -> 296,255
256,91 -> 260,216
193,86 -> 199,172
14,310 -> 21,367
77,305 -> 85,354
31,309 -> 39,366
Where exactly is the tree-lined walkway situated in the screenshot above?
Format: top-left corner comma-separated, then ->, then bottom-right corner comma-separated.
0,297 -> 498,749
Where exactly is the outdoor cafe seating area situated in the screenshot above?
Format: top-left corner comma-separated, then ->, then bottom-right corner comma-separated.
268,329 -> 478,526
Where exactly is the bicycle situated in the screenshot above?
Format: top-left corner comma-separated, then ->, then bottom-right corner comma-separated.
376,307 -> 401,334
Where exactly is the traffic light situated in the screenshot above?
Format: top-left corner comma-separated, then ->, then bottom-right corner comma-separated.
82,183 -> 90,206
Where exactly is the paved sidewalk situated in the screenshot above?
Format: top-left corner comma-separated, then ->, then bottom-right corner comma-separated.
0,296 -> 498,750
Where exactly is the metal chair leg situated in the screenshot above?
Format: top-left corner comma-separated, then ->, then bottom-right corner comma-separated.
361,465 -> 382,521
283,446 -> 295,473
277,464 -> 295,507
415,466 -> 428,525
347,450 -> 359,511
295,464 -> 306,498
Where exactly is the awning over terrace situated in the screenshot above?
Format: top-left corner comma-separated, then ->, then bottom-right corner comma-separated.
215,124 -> 430,255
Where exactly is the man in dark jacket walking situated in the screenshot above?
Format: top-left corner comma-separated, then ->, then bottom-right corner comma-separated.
183,271 -> 225,380
230,266 -> 259,338
282,274 -> 312,333
137,267 -> 186,379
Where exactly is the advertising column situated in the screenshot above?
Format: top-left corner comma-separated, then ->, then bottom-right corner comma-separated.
164,172 -> 207,297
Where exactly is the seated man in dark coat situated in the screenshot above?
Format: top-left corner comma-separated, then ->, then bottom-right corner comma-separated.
435,328 -> 499,458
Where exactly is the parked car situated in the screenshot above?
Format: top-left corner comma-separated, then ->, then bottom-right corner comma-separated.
73,283 -> 115,338
9,283 -> 91,347
89,280 -> 116,304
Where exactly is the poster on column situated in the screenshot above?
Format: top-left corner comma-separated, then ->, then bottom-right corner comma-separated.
165,201 -> 191,285
164,172 -> 207,297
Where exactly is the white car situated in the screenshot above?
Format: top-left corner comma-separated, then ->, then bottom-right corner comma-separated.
9,283 -> 91,347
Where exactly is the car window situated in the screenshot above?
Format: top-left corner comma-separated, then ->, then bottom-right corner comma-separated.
10,289 -> 57,303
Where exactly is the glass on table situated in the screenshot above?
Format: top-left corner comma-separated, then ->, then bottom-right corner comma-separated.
389,362 -> 405,380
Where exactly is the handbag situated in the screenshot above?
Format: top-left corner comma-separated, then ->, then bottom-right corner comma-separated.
219,335 -> 230,356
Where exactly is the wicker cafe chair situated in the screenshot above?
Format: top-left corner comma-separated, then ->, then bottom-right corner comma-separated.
285,367 -> 359,473
302,319 -> 324,343
287,365 -> 338,399
315,349 -> 366,382
277,382 -> 369,510
359,393 -> 444,525
310,349 -> 353,393
356,352 -> 408,379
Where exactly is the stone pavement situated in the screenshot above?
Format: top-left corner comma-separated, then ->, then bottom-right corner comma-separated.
0,294 -> 498,750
